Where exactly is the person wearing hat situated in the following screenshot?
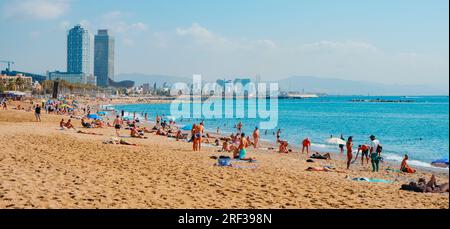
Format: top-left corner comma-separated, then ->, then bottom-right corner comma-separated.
369,135 -> 381,172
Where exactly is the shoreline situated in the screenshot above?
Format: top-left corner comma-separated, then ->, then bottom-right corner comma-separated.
107,102 -> 449,175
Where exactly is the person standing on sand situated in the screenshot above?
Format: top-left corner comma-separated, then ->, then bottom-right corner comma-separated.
190,123 -> 197,146
276,129 -> 281,142
193,122 -> 204,151
353,144 -> 370,165
346,136 -> 353,169
237,121 -> 243,135
252,127 -> 260,148
156,115 -> 161,128
369,135 -> 381,172
34,104 -> 41,122
302,137 -> 311,155
113,115 -> 122,137
339,134 -> 345,154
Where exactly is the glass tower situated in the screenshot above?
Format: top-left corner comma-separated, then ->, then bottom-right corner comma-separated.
67,25 -> 90,74
94,29 -> 115,87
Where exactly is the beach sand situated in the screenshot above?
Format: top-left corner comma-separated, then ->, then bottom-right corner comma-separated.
0,108 -> 448,209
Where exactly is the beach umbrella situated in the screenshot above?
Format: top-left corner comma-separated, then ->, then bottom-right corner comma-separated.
326,137 -> 346,145
431,159 -> 449,168
97,111 -> 107,116
87,114 -> 102,120
181,125 -> 194,131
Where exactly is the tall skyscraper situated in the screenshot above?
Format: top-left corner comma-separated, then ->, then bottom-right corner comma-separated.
67,25 -> 90,74
94,29 -> 115,87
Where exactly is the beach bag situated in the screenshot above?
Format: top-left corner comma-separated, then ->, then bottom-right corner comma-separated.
376,144 -> 383,153
218,156 -> 231,166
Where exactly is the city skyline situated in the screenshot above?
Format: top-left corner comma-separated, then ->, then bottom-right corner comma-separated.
0,0 -> 448,92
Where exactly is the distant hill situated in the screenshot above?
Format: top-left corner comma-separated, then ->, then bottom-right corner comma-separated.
278,76 -> 447,96
115,73 -> 190,87
115,73 -> 447,95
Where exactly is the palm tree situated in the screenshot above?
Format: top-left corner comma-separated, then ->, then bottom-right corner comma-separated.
15,77 -> 25,91
7,78 -> 15,91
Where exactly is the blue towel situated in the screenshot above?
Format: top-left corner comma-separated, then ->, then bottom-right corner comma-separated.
352,177 -> 393,183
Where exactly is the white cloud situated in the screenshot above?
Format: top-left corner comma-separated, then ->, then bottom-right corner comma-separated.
99,11 -> 149,34
3,0 -> 70,20
176,23 -> 227,45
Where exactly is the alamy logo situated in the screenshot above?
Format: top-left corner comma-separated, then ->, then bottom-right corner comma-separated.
169,75 -> 279,129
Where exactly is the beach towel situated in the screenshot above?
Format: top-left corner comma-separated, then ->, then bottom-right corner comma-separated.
231,164 -> 258,169
351,177 -> 393,184
232,158 -> 258,163
386,168 -> 402,173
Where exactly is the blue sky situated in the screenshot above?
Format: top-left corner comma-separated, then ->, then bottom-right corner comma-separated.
0,0 -> 448,91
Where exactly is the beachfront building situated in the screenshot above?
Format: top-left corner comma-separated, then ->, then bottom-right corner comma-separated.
67,25 -> 90,75
0,74 -> 33,90
94,30 -> 115,87
47,71 -> 97,85
1,70 -> 47,83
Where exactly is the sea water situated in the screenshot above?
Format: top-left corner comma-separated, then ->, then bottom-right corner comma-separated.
111,96 -> 449,168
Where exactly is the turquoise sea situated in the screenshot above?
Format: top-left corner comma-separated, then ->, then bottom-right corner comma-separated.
111,96 -> 449,168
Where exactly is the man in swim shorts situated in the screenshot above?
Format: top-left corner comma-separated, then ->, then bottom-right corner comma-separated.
238,133 -> 253,161
113,115 -> 122,137
355,144 -> 370,165
302,137 -> 311,155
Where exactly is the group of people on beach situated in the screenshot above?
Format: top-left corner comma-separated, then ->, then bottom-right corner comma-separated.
10,95 -> 419,174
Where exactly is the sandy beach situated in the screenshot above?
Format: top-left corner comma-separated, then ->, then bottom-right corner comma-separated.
0,100 -> 448,209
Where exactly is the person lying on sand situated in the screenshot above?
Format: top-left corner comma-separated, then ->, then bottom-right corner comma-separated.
401,174 -> 449,193
400,154 -> 416,173
77,130 -> 103,136
81,118 -> 92,128
103,137 -> 137,146
156,128 -> 168,136
310,152 -> 331,160
306,166 -> 345,173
